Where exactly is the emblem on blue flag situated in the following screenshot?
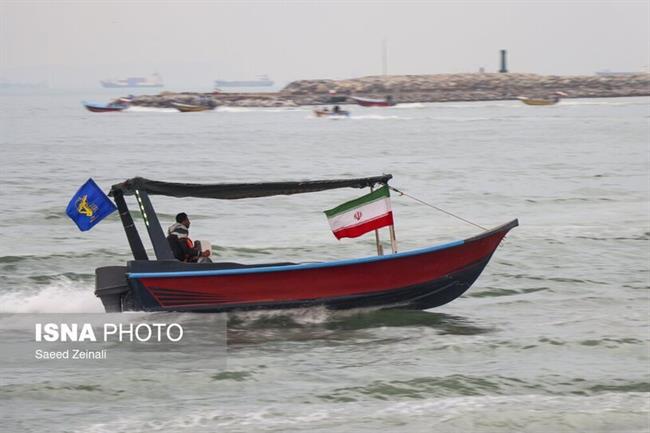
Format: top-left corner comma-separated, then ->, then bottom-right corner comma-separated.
66,178 -> 117,231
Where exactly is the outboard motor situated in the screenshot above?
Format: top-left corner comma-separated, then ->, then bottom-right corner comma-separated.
95,266 -> 130,312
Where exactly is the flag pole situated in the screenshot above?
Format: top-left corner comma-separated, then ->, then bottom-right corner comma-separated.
375,228 -> 384,256
387,184 -> 397,253
370,186 -> 384,256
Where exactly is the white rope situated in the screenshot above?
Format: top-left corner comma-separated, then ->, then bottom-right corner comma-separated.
389,186 -> 488,231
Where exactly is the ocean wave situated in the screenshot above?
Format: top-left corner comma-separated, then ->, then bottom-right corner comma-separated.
229,305 -> 334,327
428,115 -> 499,122
217,106 -> 262,113
210,371 -> 254,382
320,375 -> 512,401
64,391 -> 650,433
496,273 -> 608,286
524,336 -> 649,352
393,103 -> 427,109
438,101 -> 521,109
0,279 -> 103,313
225,309 -> 494,345
0,249 -> 131,264
579,337 -> 645,347
218,106 -> 304,113
575,233 -> 650,241
350,115 -> 406,120
318,375 -> 650,402
467,286 -> 550,298
558,99 -> 650,107
125,106 -> 177,113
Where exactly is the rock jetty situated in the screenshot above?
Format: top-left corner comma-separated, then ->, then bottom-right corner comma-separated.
129,73 -> 650,108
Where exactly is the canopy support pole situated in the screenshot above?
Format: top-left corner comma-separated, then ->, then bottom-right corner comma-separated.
135,190 -> 175,260
371,185 -> 384,256
113,189 -> 148,261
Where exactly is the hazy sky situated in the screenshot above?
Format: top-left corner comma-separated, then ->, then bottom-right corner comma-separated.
1,1 -> 648,90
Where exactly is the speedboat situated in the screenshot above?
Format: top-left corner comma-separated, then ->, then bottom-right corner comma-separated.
313,108 -> 350,118
517,91 -> 568,106
171,102 -> 215,112
95,175 -> 517,313
351,96 -> 396,107
83,99 -> 130,113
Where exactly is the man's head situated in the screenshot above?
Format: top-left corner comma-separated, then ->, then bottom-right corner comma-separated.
175,212 -> 190,228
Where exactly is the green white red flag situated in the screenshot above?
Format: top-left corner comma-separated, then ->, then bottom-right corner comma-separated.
324,185 -> 394,239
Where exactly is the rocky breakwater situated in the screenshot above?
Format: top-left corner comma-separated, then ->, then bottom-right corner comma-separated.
128,91 -> 296,109
128,73 -> 650,108
281,73 -> 650,104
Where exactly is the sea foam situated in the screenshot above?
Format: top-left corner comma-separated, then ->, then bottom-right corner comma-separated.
0,280 -> 103,313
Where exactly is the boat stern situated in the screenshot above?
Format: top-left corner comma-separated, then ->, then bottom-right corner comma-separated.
95,266 -> 130,312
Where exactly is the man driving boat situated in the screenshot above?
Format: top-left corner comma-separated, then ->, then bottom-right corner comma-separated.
166,212 -> 211,262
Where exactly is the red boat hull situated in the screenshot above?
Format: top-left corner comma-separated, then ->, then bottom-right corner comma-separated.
351,96 -> 395,107
104,220 -> 517,312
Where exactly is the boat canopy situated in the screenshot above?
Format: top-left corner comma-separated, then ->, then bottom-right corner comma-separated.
110,175 -> 392,200
109,174 -> 393,262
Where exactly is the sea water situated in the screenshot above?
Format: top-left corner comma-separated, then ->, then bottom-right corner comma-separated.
0,92 -> 648,432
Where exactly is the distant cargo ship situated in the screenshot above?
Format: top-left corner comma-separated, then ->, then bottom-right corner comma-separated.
214,75 -> 274,88
100,73 -> 163,88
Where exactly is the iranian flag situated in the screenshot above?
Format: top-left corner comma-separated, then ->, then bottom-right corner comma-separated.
324,185 -> 394,239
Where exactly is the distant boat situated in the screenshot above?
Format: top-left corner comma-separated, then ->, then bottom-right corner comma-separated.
83,98 -> 131,113
214,75 -> 274,88
313,108 -> 349,118
517,92 -> 568,106
351,95 -> 396,107
171,102 -> 215,113
100,73 -> 163,89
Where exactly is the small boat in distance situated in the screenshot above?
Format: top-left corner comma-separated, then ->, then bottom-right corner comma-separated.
313,107 -> 350,118
100,73 -> 163,89
214,74 -> 274,88
171,102 -> 215,113
517,91 -> 568,106
82,97 -> 131,113
94,175 -> 517,313
351,95 -> 396,107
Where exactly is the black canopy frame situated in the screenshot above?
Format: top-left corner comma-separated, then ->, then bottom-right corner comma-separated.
110,175 -> 393,261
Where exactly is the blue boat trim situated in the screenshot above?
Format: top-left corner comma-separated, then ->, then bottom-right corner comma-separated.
128,239 -> 465,279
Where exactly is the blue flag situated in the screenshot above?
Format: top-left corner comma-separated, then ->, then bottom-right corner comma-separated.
66,178 -> 117,231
